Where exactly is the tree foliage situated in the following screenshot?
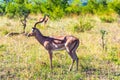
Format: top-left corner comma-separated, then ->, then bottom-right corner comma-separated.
0,0 -> 120,19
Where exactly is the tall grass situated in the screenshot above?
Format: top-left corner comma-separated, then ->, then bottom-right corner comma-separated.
0,15 -> 120,80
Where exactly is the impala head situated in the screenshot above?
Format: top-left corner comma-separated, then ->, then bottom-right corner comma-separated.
27,27 -> 37,37
27,14 -> 48,37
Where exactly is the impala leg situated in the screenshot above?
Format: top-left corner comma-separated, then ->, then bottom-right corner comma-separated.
48,50 -> 53,70
72,51 -> 79,71
66,45 -> 76,71
69,53 -> 78,71
71,41 -> 79,71
76,57 -> 79,71
69,59 -> 75,71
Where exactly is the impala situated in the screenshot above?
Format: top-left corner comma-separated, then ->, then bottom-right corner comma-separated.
27,15 -> 79,71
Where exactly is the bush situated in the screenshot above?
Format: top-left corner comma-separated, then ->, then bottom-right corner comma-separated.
5,3 -> 17,18
48,5 -> 65,19
108,0 -> 120,15
2,30 -> 9,35
100,16 -> 116,23
108,47 -> 120,65
0,2 -> 6,15
40,1 -> 66,19
0,44 -> 7,51
65,0 -> 81,15
1,0 -> 120,19
73,18 -> 94,32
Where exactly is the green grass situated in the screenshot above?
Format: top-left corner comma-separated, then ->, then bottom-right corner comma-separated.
0,15 -> 120,80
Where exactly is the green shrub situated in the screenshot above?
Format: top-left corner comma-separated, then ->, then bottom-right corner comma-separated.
80,55 -> 95,72
108,0 -> 120,15
0,44 -> 7,51
73,19 -> 94,32
0,2 -> 6,15
0,8 -> 3,15
2,30 -> 9,35
108,47 -> 120,65
1,0 -> 120,19
100,16 -> 116,23
6,13 -> 14,18
49,6 -> 65,19
74,73 -> 83,80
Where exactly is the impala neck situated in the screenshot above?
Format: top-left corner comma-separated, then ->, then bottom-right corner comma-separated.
35,30 -> 45,45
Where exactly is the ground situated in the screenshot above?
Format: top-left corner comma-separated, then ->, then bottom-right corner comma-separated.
0,15 -> 120,80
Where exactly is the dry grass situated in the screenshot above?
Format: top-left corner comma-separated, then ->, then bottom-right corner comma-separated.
0,15 -> 120,80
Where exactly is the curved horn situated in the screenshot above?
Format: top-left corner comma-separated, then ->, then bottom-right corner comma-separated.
34,14 -> 47,28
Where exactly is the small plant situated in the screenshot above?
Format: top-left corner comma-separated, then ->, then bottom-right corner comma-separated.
100,29 -> 108,51
108,47 -> 120,65
74,73 -> 83,80
73,20 -> 94,32
0,44 -> 7,51
2,30 -> 9,35
73,24 -> 80,32
5,22 -> 12,26
100,16 -> 116,23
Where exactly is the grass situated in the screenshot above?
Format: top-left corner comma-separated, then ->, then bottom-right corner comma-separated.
0,15 -> 120,80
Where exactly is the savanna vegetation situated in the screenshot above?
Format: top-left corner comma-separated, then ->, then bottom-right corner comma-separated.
0,0 -> 120,80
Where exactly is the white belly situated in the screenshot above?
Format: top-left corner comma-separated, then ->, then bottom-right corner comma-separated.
52,43 -> 66,51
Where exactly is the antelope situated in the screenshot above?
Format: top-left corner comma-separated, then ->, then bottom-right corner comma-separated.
27,15 -> 79,71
